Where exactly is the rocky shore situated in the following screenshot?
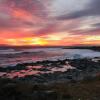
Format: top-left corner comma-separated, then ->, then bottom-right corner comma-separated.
0,57 -> 100,83
0,57 -> 100,100
0,75 -> 100,100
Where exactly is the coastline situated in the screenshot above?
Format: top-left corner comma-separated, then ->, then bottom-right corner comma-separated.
0,73 -> 100,100
0,57 -> 100,83
0,47 -> 100,100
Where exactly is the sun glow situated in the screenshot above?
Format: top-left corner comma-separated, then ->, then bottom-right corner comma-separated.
83,36 -> 100,45
85,36 -> 100,41
6,38 -> 48,46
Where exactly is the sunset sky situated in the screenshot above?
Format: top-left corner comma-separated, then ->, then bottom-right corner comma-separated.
0,0 -> 100,46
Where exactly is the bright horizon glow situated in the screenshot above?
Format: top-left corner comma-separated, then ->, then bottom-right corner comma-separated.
0,35 -> 99,46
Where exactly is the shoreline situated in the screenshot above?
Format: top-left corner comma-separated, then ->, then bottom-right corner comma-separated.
0,57 -> 100,83
0,56 -> 100,99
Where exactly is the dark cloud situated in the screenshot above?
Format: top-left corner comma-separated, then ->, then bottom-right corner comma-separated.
92,23 -> 100,28
0,16 -> 38,31
0,0 -> 46,30
0,18 -> 20,29
34,19 -> 80,36
3,0 -> 47,18
70,28 -> 100,36
57,0 -> 100,20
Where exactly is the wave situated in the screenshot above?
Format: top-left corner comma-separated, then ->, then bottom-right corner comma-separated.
0,48 -> 100,67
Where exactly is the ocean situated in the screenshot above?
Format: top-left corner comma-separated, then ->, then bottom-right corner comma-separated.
0,47 -> 100,78
0,47 -> 100,68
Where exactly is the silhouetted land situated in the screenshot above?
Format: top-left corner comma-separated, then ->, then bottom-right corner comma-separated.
0,75 -> 100,100
63,46 -> 100,51
0,45 -> 100,51
0,57 -> 100,100
0,45 -> 100,99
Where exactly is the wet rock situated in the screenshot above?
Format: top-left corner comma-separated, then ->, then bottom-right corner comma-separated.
38,68 -> 50,72
31,91 -> 58,100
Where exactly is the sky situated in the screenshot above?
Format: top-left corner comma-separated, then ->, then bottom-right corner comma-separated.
0,0 -> 100,46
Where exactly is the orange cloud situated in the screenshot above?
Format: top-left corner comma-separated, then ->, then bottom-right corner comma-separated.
0,0 -> 100,46
83,35 -> 100,45
12,8 -> 33,21
0,30 -> 35,39
0,31 -> 100,46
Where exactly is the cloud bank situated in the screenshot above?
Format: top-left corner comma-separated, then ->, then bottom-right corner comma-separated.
0,0 -> 100,46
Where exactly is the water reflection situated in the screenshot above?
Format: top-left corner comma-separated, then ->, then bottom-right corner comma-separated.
0,63 -> 75,78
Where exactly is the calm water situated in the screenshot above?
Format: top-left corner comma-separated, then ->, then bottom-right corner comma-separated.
0,47 -> 100,67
